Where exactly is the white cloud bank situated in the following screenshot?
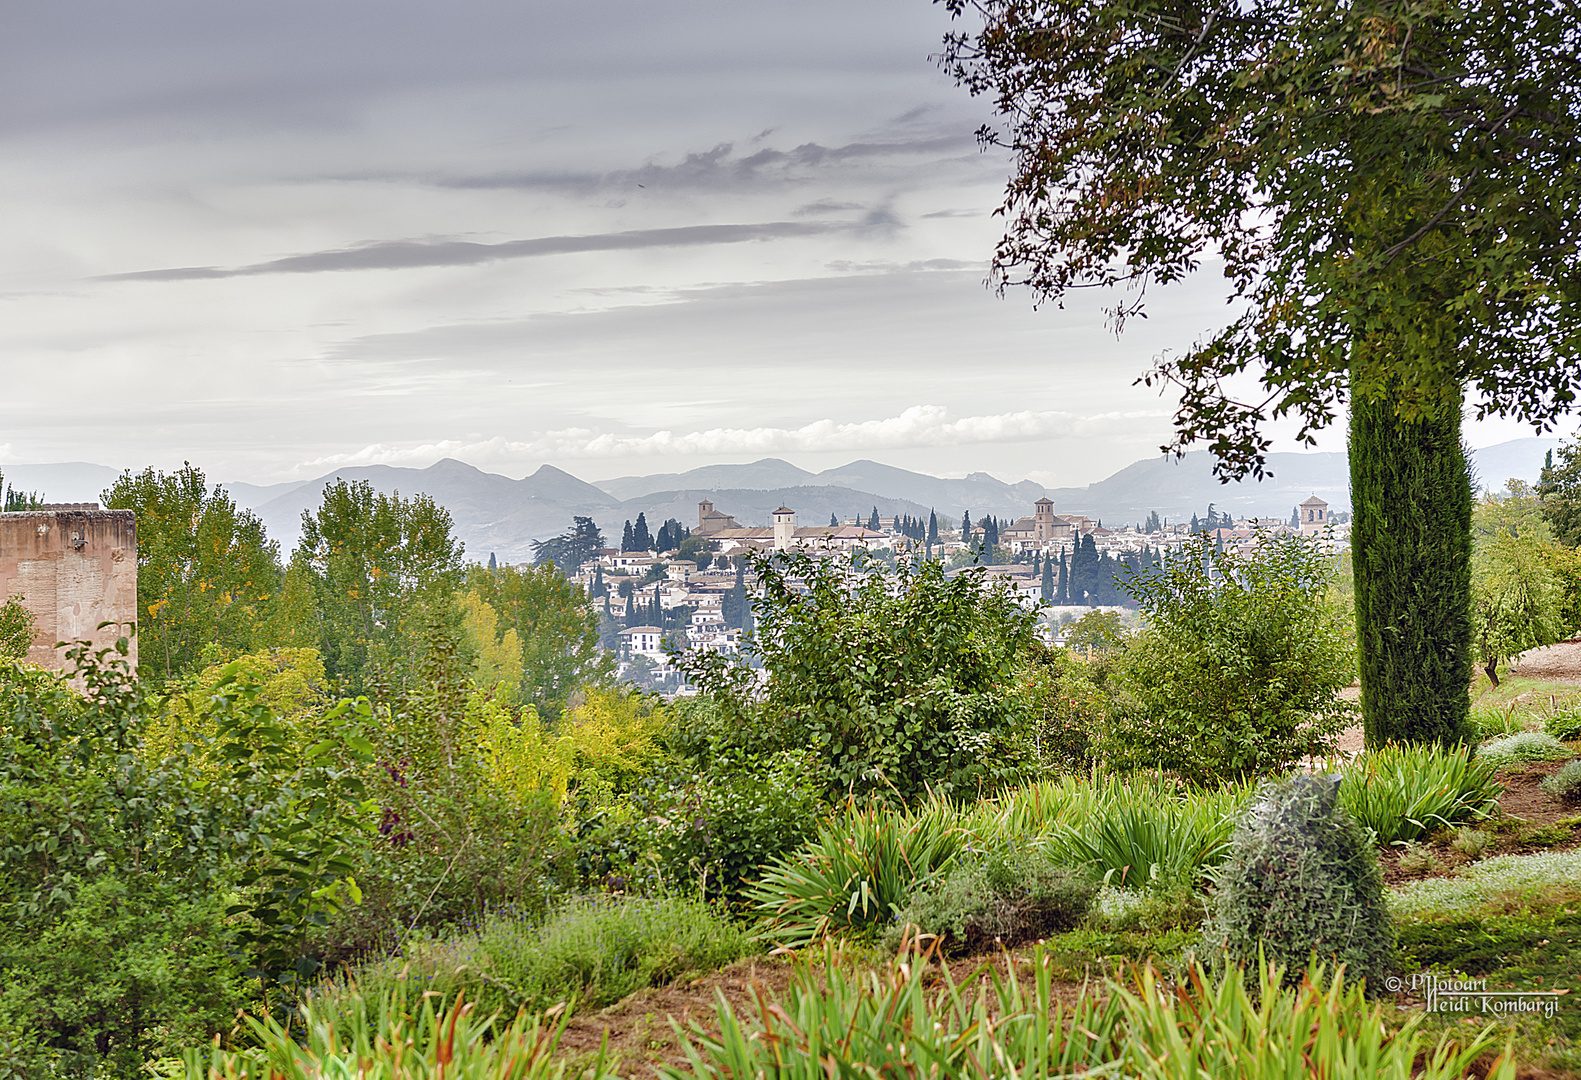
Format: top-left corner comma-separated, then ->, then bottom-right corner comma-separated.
297,404 -> 1170,476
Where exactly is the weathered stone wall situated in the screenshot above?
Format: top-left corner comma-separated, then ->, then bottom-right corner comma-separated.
0,508 -> 138,671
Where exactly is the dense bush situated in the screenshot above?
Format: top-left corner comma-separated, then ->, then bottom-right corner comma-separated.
751,801 -> 967,947
679,551 -> 1038,802
1013,644 -> 1106,772
0,646 -> 371,1076
1204,775 -> 1393,993
886,845 -> 1095,954
1106,532 -> 1355,784
1546,703 -> 1581,742
641,750 -> 826,909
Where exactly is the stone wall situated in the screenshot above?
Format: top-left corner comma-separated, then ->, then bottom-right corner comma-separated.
0,507 -> 138,671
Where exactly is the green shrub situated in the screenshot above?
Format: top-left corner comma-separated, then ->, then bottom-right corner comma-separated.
1106,531 -> 1355,784
1337,743 -> 1501,843
678,551 -> 1039,802
1541,759 -> 1581,804
1204,775 -> 1394,993
1545,703 -> 1581,742
641,751 -> 825,909
1449,826 -> 1492,859
886,845 -> 1096,954
350,895 -> 751,1021
751,801 -> 967,947
1477,730 -> 1573,769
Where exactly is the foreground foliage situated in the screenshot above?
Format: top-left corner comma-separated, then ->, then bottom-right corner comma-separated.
666,944 -> 1513,1080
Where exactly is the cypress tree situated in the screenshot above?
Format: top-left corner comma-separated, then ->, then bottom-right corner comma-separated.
633,512 -> 653,551
928,510 -> 939,545
1350,388 -> 1474,748
1041,553 -> 1054,604
488,552 -> 497,571
1057,546 -> 1069,604
622,520 -> 635,551
830,512 -> 839,527
961,510 -> 972,542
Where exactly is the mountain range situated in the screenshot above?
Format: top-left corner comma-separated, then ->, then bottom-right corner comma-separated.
0,437 -> 1561,565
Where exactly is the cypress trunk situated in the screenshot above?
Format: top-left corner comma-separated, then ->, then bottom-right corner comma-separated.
1349,387 -> 1474,748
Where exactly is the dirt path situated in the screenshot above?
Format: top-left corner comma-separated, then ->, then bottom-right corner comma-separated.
1514,641 -> 1581,683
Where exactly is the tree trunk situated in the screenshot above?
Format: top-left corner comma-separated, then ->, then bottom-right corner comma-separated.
1349,382 -> 1475,748
1484,657 -> 1500,687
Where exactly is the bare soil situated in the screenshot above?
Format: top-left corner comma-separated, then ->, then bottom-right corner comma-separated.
1512,641 -> 1581,684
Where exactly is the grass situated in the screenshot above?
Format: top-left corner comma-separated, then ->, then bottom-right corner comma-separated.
340,895 -> 752,1022
181,983 -> 612,1080
662,943 -> 1515,1080
1337,743 -> 1503,844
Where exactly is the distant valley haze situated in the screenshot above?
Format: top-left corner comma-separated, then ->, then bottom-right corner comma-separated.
3,439 -> 1561,565
1,3 -> 1572,512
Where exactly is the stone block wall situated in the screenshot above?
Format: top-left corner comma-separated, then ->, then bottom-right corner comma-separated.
0,507 -> 138,671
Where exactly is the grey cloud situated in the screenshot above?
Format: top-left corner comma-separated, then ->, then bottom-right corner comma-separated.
99,221 -> 857,282
441,134 -> 974,194
792,199 -> 864,217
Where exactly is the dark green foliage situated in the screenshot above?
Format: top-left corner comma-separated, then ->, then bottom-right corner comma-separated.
1205,775 -> 1393,993
0,642 -> 373,1074
641,750 -> 826,910
1349,393 -> 1475,748
0,467 -> 43,512
1538,436 -> 1581,548
887,845 -> 1096,955
1107,531 -> 1354,784
679,551 -> 1038,802
533,515 -> 604,572
632,512 -> 653,551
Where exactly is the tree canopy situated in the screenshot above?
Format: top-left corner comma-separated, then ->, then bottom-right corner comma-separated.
939,0 -> 1581,477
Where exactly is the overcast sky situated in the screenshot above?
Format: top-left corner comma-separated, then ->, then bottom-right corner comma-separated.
0,1 -> 1552,489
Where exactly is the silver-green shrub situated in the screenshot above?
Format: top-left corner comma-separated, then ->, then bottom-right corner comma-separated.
1204,774 -> 1393,992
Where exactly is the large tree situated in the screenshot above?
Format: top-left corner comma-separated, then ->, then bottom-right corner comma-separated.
292,479 -> 464,694
940,0 -> 1580,746
104,464 -> 282,685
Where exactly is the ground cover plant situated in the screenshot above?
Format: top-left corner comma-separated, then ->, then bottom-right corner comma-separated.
1476,731 -> 1575,771
343,896 -> 752,1023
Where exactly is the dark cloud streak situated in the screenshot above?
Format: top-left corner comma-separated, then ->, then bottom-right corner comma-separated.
99,220 -> 859,282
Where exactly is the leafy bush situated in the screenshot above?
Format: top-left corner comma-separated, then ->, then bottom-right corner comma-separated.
679,551 -> 1039,802
0,645 -> 373,1075
642,751 -> 826,909
349,896 -> 751,1021
751,801 -> 967,947
1204,775 -> 1393,993
664,944 -> 1511,1080
1337,743 -> 1502,844
1105,532 -> 1355,784
182,982 -> 610,1080
0,596 -> 36,661
1013,645 -> 1106,772
1477,730 -> 1573,769
886,845 -> 1096,954
1548,703 -> 1581,742
1541,759 -> 1581,804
